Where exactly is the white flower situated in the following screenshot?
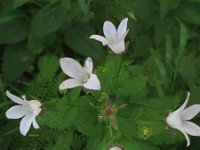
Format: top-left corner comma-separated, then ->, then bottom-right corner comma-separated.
90,18 -> 129,54
59,57 -> 101,90
109,146 -> 122,150
166,92 -> 200,147
5,91 -> 42,136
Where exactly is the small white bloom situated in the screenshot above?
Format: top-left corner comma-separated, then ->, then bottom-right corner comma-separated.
90,18 -> 129,54
59,57 -> 101,90
166,92 -> 200,147
109,146 -> 122,150
5,91 -> 42,136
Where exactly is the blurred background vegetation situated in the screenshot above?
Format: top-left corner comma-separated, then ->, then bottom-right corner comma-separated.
0,0 -> 200,149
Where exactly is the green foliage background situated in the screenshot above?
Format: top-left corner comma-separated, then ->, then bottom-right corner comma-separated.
0,0 -> 200,149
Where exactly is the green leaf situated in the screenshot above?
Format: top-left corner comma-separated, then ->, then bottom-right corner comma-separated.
74,96 -> 105,136
178,2 -> 200,25
78,0 -> 91,14
86,134 -> 107,150
64,22 -> 105,62
40,98 -> 78,129
26,55 -> 60,101
13,0 -> 30,8
31,6 -> 65,37
180,56 -> 200,86
0,16 -> 29,44
159,0 -> 181,18
115,137 -> 141,150
117,116 -> 137,138
172,21 -> 188,90
132,0 -> 157,26
117,74 -> 148,100
188,0 -> 200,2
0,75 -> 6,101
134,34 -> 153,57
27,35 -> 45,55
47,132 -> 73,150
2,44 -> 34,82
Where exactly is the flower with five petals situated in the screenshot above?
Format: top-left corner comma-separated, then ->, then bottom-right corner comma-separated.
90,18 -> 129,54
59,57 -> 101,90
5,91 -> 42,136
166,92 -> 200,146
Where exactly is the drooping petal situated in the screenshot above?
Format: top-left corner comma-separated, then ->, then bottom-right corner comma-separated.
181,104 -> 200,120
117,18 -> 128,38
6,91 -> 25,105
6,105 -> 29,119
178,128 -> 191,147
59,79 -> 82,90
60,58 -> 86,80
175,92 -> 191,113
108,40 -> 125,54
20,113 -> 34,136
84,57 -> 93,73
90,35 -> 109,46
83,74 -> 101,90
103,21 -> 117,42
180,121 -> 200,136
32,118 -> 40,129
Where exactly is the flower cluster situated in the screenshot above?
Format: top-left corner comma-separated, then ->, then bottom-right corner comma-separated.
5,18 -> 200,147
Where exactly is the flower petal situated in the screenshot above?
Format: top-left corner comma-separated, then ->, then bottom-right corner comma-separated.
29,100 -> 42,109
59,79 -> 82,90
103,21 -> 117,42
181,104 -> 200,120
119,29 -> 129,41
175,92 -> 190,113
108,40 -> 125,54
178,128 -> 190,147
117,18 -> 128,38
90,35 -> 109,46
180,121 -> 200,136
60,57 -> 86,80
20,113 -> 35,136
84,57 -> 93,73
83,74 -> 101,90
6,105 -> 29,119
33,107 -> 42,116
6,91 -> 25,105
109,146 -> 122,150
32,118 -> 40,129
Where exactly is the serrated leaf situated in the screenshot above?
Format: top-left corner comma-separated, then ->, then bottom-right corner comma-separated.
73,96 -> 105,136
26,55 -> 60,100
47,132 -> 73,150
2,44 -> 34,82
0,16 -> 29,44
31,6 -> 65,37
40,98 -> 78,129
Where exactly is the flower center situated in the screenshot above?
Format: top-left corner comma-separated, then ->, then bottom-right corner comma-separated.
82,74 -> 90,83
166,112 -> 183,128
